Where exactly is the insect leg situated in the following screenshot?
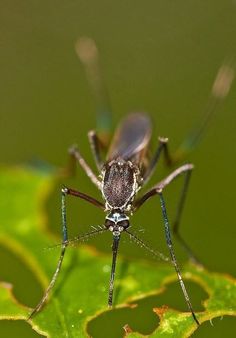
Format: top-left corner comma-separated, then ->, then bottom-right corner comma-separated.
158,192 -> 199,325
75,37 -> 112,145
136,164 -> 199,262
64,186 -> 105,210
108,234 -> 121,307
68,145 -> 101,189
135,164 -> 193,210
142,137 -> 169,184
172,62 -> 235,164
134,164 -> 199,325
28,187 -> 105,319
88,130 -> 105,171
28,189 -> 69,319
145,62 -> 235,170
171,169 -> 200,263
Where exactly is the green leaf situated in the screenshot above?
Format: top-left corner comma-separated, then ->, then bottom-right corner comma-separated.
0,167 -> 235,337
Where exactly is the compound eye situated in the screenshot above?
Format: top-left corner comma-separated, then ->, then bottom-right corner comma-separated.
105,219 -> 114,229
118,220 -> 129,229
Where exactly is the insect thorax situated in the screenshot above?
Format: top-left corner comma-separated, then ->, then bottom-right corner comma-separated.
101,158 -> 141,211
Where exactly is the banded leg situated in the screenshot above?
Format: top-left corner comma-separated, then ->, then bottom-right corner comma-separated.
134,164 -> 199,325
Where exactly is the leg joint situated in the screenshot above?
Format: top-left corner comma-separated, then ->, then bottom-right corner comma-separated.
158,136 -> 169,144
68,144 -> 78,156
155,186 -> 163,194
61,185 -> 69,195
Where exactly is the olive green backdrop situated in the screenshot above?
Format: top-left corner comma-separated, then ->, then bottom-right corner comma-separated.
0,1 -> 236,337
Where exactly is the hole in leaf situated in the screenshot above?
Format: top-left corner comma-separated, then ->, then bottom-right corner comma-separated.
0,246 -> 43,307
87,280 -> 207,338
194,315 -> 236,338
87,296 -> 160,338
155,279 -> 207,312
0,320 -> 45,338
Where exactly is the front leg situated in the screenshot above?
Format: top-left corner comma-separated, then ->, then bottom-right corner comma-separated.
134,164 -> 200,325
28,188 -> 69,319
158,191 -> 199,325
28,186 -> 105,318
135,164 -> 199,263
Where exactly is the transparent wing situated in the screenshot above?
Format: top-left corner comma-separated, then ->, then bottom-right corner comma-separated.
107,113 -> 152,162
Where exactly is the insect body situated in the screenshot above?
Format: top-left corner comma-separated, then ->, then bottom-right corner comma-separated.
28,38 -> 234,326
29,112 -> 199,325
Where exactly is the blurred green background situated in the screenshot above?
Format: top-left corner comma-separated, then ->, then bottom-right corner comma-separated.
0,0 -> 236,337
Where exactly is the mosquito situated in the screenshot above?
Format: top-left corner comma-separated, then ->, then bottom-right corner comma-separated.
28,38 -> 235,326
